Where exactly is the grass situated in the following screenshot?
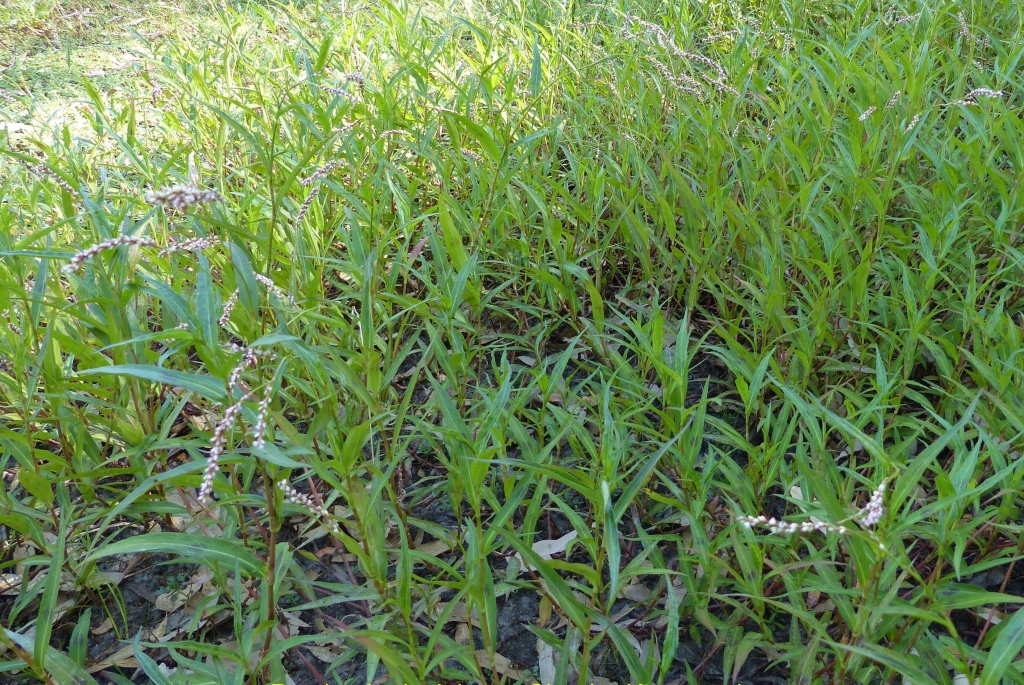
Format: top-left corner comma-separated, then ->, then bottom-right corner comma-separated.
1,0 -> 1023,683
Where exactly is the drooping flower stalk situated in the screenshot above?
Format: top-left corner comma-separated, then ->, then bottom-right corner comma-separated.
64,235 -> 156,272
278,479 -> 340,533
146,185 -> 223,211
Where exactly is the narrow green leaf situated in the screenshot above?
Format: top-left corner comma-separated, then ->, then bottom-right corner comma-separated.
34,514 -> 66,669
612,425 -> 688,522
981,607 -> 1024,685
77,365 -> 227,403
4,628 -> 100,685
340,422 -> 371,473
17,469 -> 53,505
836,642 -> 937,684
85,533 -> 262,574
530,32 -> 542,97
936,584 -> 1024,611
195,254 -> 218,351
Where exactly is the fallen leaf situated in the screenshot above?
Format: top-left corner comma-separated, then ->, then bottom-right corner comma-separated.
91,617 -> 114,635
86,644 -> 139,673
641,638 -> 660,665
812,599 -> 836,614
155,581 -> 203,612
415,539 -> 453,556
475,650 -> 525,680
538,595 -> 552,626
0,574 -> 20,595
433,600 -> 480,627
307,645 -> 341,663
533,530 -> 577,558
619,581 -> 650,602
513,530 -> 578,574
537,638 -> 556,684
281,610 -> 310,630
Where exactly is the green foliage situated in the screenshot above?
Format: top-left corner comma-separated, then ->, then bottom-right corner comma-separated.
2,0 -> 1024,682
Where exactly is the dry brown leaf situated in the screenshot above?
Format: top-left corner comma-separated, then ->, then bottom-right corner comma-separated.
281,610 -> 310,630
813,599 -> 836,614
331,553 -> 358,563
538,595 -> 552,626
162,611 -> 195,639
91,617 -> 114,635
513,530 -> 577,574
307,645 -> 341,663
537,638 -> 556,684
0,574 -> 20,595
415,539 -> 453,556
148,616 -> 168,641
433,600 -> 480,627
97,571 -> 125,586
301,525 -> 331,542
13,544 -> 32,576
187,413 -> 211,432
972,607 -> 1003,625
86,644 -> 139,673
166,489 -> 218,530
619,581 -> 650,602
155,583 -> 202,612
641,638 -> 659,665
474,650 -> 525,680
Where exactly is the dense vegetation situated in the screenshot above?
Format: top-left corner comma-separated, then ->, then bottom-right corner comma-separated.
1,0 -> 1023,682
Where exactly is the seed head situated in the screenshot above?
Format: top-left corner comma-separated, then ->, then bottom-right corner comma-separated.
251,384 -> 273,449
301,162 -> 344,187
647,57 -> 703,97
3,309 -> 22,336
219,289 -> 239,328
30,165 -> 77,196
199,401 -> 243,503
623,15 -> 736,96
957,12 -> 972,39
146,185 -> 223,211
891,13 -> 919,25
295,186 -> 319,225
956,88 -> 1003,106
227,346 -> 273,393
254,273 -> 297,306
737,514 -> 849,536
858,106 -> 876,121
159,236 -> 220,258
278,479 -> 340,533
64,235 -> 156,272
859,481 -> 886,528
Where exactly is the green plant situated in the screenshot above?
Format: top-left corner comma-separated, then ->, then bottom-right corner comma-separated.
2,0 -> 1024,683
